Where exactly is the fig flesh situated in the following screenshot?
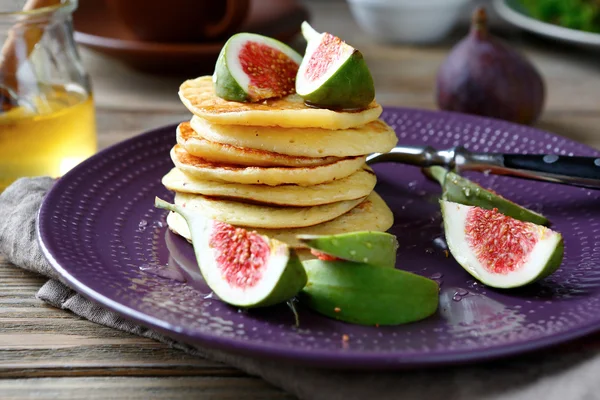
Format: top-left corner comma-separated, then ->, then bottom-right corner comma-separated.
441,200 -> 563,289
436,7 -> 545,125
155,197 -> 307,308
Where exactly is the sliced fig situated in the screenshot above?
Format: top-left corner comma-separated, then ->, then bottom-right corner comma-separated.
213,33 -> 302,102
295,22 -> 375,110
297,231 -> 398,268
441,200 -> 563,289
428,166 -> 549,226
300,259 -> 439,326
155,197 -> 307,308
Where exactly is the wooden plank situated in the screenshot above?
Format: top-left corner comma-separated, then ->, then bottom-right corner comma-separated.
0,336 -> 239,378
0,263 -> 240,379
0,333 -> 165,347
0,368 -> 236,378
537,114 -> 600,151
0,377 -> 295,399
95,109 -> 191,151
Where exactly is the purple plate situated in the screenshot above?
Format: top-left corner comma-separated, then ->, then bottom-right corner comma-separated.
38,107 -> 600,369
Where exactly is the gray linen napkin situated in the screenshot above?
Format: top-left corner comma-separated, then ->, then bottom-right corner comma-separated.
2,177 -> 600,400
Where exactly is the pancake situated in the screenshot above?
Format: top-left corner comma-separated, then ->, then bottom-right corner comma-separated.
171,192 -> 365,229
171,145 -> 365,186
176,122 -> 340,167
161,166 -> 377,206
179,76 -> 383,129
167,192 -> 394,248
189,115 -> 398,158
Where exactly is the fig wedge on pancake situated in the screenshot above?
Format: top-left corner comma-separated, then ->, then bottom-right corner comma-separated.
296,22 -> 375,110
170,145 -> 365,186
176,122 -> 340,167
189,116 -> 397,158
168,192 -> 394,248
213,33 -> 302,102
162,167 -> 376,206
179,76 -> 382,129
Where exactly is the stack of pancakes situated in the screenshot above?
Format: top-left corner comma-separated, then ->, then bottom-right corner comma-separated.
162,76 -> 398,248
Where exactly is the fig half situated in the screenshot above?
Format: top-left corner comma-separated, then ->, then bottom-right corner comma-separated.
155,197 -> 307,308
213,33 -> 302,102
295,22 -> 375,110
441,200 -> 563,289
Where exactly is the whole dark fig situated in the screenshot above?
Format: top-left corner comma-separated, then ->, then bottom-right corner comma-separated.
436,7 -> 545,125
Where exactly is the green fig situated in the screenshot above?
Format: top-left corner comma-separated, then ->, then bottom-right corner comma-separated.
300,259 -> 439,326
428,166 -> 549,226
297,231 -> 398,268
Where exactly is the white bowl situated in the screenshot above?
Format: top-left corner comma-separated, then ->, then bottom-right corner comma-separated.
346,0 -> 472,44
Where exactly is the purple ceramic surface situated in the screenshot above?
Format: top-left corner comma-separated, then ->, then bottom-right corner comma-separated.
38,108 -> 600,369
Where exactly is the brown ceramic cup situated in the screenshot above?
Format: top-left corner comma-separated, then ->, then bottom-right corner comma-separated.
104,0 -> 250,43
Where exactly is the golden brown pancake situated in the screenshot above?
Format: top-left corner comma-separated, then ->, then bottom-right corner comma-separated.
171,192 -> 365,229
189,115 -> 398,158
167,192 -> 394,248
161,166 -> 377,206
179,76 -> 383,129
176,122 -> 340,167
170,145 -> 365,186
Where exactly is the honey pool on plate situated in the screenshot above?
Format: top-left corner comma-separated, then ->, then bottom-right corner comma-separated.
0,84 -> 97,191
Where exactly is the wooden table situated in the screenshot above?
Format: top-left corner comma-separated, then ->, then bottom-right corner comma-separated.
2,1 -> 600,398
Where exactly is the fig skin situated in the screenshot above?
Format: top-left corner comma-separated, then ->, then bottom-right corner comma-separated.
436,7 -> 545,125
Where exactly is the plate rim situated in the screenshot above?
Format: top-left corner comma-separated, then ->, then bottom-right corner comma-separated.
37,108 -> 600,369
494,0 -> 600,47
